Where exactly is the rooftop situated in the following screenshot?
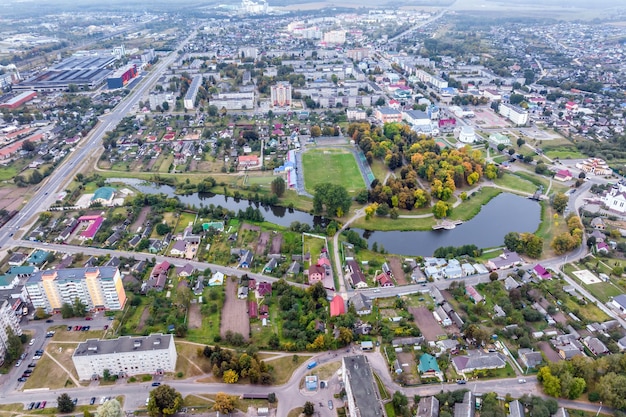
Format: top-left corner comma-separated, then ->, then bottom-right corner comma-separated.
343,355 -> 384,417
73,333 -> 173,357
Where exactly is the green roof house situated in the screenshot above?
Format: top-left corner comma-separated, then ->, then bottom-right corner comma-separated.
418,353 -> 442,379
91,187 -> 116,205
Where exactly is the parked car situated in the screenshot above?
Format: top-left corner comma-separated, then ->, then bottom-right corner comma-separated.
90,397 -> 96,405
28,402 -> 35,410
17,377 -> 26,382
40,401 -> 46,409
45,319 -> 54,323
151,382 -> 161,387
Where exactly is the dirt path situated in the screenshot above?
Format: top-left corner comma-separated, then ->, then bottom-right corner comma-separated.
136,308 -> 151,332
188,303 -> 202,329
130,206 -> 150,233
43,351 -> 81,387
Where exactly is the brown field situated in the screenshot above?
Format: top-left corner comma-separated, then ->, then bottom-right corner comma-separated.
130,206 -> 151,232
538,341 -> 561,362
270,234 -> 283,254
256,232 -> 270,256
188,303 -> 202,329
389,257 -> 407,285
220,279 -> 250,339
137,308 -> 151,332
0,187 -> 26,212
409,306 -> 445,341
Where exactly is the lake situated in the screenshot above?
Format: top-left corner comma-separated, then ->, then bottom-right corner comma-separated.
112,179 -> 541,256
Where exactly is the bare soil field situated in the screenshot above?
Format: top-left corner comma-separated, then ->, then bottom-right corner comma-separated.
130,206 -> 151,232
241,223 -> 261,232
256,232 -> 270,256
0,187 -> 25,212
136,308 -> 151,332
220,279 -> 250,339
270,234 -> 283,254
188,303 -> 202,329
538,341 -> 561,362
409,306 -> 445,341
389,257 -> 407,285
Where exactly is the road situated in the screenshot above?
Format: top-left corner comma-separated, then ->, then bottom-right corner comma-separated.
0,31 -> 196,252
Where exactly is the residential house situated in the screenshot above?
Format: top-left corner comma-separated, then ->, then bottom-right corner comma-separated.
444,264 -> 463,279
418,353 -> 442,379
517,348 -> 543,369
308,265 -> 325,284
611,294 -> 626,313
618,336 -> 626,351
376,273 -> 394,287
486,250 -> 523,270
553,409 -> 569,417
466,285 -> 484,304
193,277 -> 204,295
349,293 -> 372,316
452,351 -> 506,373
257,282 -> 272,297
287,261 -> 300,276
263,258 -> 278,273
209,271 -> 225,286
330,295 -> 346,317
504,276 -> 520,291
454,392 -> 475,417
248,301 -> 258,319
392,337 -> 425,348
583,336 -> 608,356
508,400 -> 525,417
597,242 -> 610,254
533,264 -> 552,280
434,306 -> 452,327
591,217 -> 606,230
237,285 -> 249,299
554,170 -> 572,182
238,250 -> 253,268
8,253 -> 27,266
461,264 -> 475,276
417,395 -> 440,417
176,263 -> 195,277
170,240 -> 187,257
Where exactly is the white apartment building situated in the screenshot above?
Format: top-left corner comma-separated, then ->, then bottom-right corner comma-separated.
323,30 -> 346,44
0,299 -> 22,362
210,92 -> 255,110
72,334 -> 176,380
498,103 -> 528,125
270,82 -> 292,108
184,75 -> 203,110
25,267 -> 127,314
342,356 -> 385,417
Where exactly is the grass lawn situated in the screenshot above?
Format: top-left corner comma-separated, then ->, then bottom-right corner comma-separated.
51,329 -> 105,342
269,354 -> 313,385
46,342 -> 81,381
158,155 -> 174,173
288,407 -> 303,417
302,148 -> 364,195
564,272 -> 623,303
186,287 -> 223,343
183,395 -> 214,407
302,361 -> 340,382
174,342 -> 213,377
23,351 -> 77,390
0,166 -> 18,181
303,234 -> 326,263
543,148 -> 587,160
450,187 -> 502,221
535,203 -> 570,258
385,402 -> 397,417
174,212 -> 197,234
352,215 -> 436,232
494,173 -> 536,194
370,158 -> 391,181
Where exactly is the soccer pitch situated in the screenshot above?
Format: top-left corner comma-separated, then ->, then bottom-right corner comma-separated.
302,149 -> 365,195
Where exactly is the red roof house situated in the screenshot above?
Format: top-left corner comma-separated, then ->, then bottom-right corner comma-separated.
330,295 -> 345,317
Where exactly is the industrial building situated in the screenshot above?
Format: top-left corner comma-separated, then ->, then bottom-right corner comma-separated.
0,91 -> 37,109
72,333 -> 176,380
106,64 -> 138,89
25,266 -> 127,314
15,56 -> 115,92
342,355 -> 385,417
184,75 -> 203,110
210,92 -> 255,110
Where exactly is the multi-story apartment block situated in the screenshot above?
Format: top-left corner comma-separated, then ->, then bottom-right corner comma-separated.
498,102 -> 528,125
25,267 -> 127,314
342,355 -> 385,417
72,334 -> 176,380
0,299 -> 22,362
270,82 -> 292,108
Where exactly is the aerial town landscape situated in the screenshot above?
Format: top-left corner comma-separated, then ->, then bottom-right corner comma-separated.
1,0 -> 626,416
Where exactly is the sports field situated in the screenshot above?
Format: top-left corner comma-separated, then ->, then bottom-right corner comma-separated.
302,148 -> 365,194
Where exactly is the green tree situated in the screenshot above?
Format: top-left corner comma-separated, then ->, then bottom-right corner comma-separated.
96,399 -> 123,417
504,232 -> 521,251
392,391 -> 409,414
57,393 -> 76,413
73,298 -> 87,317
61,303 -> 74,319
156,223 -> 172,236
147,384 -> 182,417
538,367 -> 562,397
271,177 -> 286,197
223,369 -> 239,383
552,193 -> 569,214
313,183 -> 351,217
303,401 -> 315,416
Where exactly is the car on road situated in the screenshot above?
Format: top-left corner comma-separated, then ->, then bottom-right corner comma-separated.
40,401 -> 46,409
90,397 -> 96,405
328,400 -> 333,410
45,319 -> 54,323
15,360 -> 22,367
29,339 -> 35,346
34,403 -> 40,409
21,373 -> 30,378
456,379 -> 467,384
100,397 -> 106,405
85,317 -> 93,321
151,382 -> 161,387
27,363 -> 36,368
24,370 -> 32,374
74,326 -> 80,331
72,398 -> 78,405
67,326 -> 72,331
17,377 -> 26,382
103,325 -> 109,330
28,403 -> 35,410
518,379 -> 526,384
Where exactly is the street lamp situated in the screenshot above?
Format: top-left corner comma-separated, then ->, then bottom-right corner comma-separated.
596,401 -> 602,417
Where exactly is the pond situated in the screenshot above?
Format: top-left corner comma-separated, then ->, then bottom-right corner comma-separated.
112,179 -> 541,256
351,193 -> 541,256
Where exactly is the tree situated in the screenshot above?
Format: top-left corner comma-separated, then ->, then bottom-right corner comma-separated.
310,125 -> 321,137
61,302 -> 74,318
156,223 -> 171,236
147,384 -> 182,417
504,232 -> 521,251
58,393 -> 75,413
303,401 -> 315,416
22,140 -> 36,152
489,272 -> 499,281
432,201 -> 450,218
552,193 -> 569,214
313,183 -> 351,217
517,138 -> 525,147
162,102 -> 169,111
4,326 -> 22,363
392,391 -> 409,414
96,399 -> 123,417
213,393 -> 236,414
73,297 -> 87,317
223,369 -> 239,383
271,177 -> 286,197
